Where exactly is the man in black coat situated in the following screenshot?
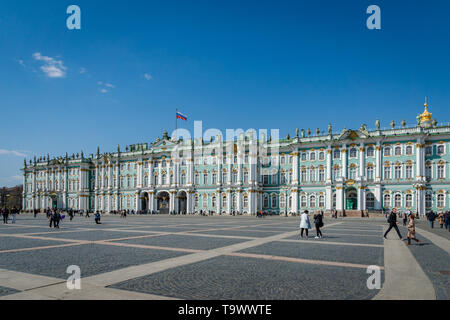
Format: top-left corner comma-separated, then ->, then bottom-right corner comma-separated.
383,208 -> 403,239
2,207 -> 9,224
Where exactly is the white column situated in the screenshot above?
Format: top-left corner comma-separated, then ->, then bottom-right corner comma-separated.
342,145 -> 347,179
375,143 -> 382,182
336,187 -> 344,212
291,189 -> 298,214
359,145 -> 365,178
326,148 -> 332,182
375,184 -> 382,210
416,141 -> 425,180
292,152 -> 299,184
325,186 -> 332,211
149,158 -> 154,187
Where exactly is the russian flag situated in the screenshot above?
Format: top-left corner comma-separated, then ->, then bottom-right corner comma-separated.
176,111 -> 187,121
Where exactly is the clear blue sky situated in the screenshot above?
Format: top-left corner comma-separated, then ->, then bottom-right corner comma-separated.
1,0 -> 450,186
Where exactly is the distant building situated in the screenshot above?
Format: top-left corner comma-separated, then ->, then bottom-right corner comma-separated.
22,101 -> 449,215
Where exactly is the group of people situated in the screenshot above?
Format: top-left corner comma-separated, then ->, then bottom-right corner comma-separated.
425,211 -> 450,231
299,210 -> 324,239
1,206 -> 20,224
384,208 -> 421,246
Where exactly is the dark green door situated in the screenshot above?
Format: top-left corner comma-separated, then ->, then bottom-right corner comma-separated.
346,198 -> 357,210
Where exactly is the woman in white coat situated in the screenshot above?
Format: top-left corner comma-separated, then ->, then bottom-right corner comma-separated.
299,210 -> 312,238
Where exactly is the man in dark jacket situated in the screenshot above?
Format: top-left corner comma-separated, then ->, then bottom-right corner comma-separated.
383,208 -> 403,239
426,211 -> 436,229
2,207 -> 9,224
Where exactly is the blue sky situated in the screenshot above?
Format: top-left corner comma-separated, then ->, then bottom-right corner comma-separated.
1,0 -> 450,186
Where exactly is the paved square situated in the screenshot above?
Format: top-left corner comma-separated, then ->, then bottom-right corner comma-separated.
0,214 -> 448,300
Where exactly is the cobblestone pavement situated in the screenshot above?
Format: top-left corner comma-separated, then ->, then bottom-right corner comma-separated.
0,214 -> 448,300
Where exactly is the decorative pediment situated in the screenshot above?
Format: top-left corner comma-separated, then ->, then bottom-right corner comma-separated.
336,129 -> 368,141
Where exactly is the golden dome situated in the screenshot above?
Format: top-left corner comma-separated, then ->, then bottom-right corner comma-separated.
420,99 -> 432,123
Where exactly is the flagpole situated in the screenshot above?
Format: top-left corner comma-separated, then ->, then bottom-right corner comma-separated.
175,108 -> 178,139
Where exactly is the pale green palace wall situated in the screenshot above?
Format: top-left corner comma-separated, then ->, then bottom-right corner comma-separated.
22,122 -> 450,215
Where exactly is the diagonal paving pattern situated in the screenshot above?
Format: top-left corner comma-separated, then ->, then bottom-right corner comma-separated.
373,226 -> 436,300
0,215 -> 447,299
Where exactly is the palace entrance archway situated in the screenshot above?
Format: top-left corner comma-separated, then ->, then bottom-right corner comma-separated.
176,191 -> 187,214
156,191 -> 170,214
345,187 -> 357,210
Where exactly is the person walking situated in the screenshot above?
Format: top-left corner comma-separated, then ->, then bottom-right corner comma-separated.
407,213 -> 421,246
383,208 -> 403,240
426,211 -> 436,229
403,211 -> 408,226
49,209 -> 55,228
54,210 -> 61,228
444,211 -> 450,231
438,212 -> 445,229
313,211 -> 324,239
2,207 -> 9,224
94,211 -> 101,224
299,210 -> 311,238
11,206 -> 17,224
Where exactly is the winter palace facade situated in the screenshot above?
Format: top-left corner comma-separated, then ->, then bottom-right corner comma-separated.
22,103 -> 450,215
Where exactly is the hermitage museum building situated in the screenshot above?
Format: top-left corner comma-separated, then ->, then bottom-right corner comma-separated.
21,102 -> 450,216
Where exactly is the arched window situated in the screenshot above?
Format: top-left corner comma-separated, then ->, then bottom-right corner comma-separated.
367,166 -> 374,180
310,195 -> 316,208
394,146 -> 402,156
332,193 -> 336,208
366,192 -> 375,209
437,194 -> 445,208
222,194 -> 227,208
319,151 -> 325,161
394,165 -> 402,179
212,195 -> 216,208
310,152 -> 316,161
406,145 -> 413,155
349,166 -> 357,180
333,149 -> 340,159
383,194 -> 391,209
263,194 -> 269,208
271,194 -> 277,208
384,147 -> 391,157
280,172 -> 286,185
425,193 -> 432,208
366,146 -> 375,157
279,195 -> 285,208
437,145 -> 445,155
243,171 -> 248,183
319,195 -> 325,207
232,171 -> 238,183
425,164 -> 432,179
181,173 -> 186,185
161,174 -> 167,185
301,196 -> 307,208
243,194 -> 248,208
394,194 -> 402,208
350,148 -> 357,158
232,194 -> 237,209
437,165 -> 445,179
202,194 -> 208,208
405,194 -> 413,208
194,172 -> 200,185
222,170 -> 227,183
203,172 -> 208,185
194,194 -> 199,208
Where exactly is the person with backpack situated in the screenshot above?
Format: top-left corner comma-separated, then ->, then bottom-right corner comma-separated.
94,211 -> 101,224
314,211 -> 324,239
383,208 -> 403,240
299,210 -> 311,238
